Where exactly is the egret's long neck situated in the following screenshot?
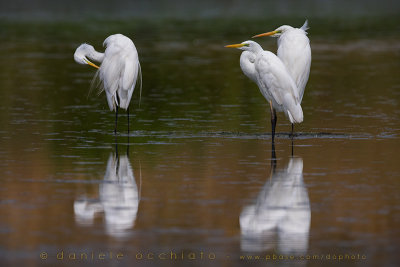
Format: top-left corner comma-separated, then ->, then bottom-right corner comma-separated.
87,49 -> 105,63
240,51 -> 257,83
252,44 -> 264,55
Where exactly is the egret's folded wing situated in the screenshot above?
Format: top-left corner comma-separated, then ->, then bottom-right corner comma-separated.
100,47 -> 124,111
256,52 -> 303,123
257,52 -> 300,105
119,54 -> 139,109
296,44 -> 311,102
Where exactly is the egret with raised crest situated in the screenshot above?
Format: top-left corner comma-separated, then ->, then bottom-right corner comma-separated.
253,20 -> 311,104
253,21 -> 311,137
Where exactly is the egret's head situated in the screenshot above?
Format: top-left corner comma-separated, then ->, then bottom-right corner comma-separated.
252,25 -> 293,38
225,40 -> 262,52
74,43 -> 100,69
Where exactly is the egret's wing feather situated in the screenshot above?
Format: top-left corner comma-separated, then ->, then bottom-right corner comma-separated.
277,30 -> 311,102
100,46 -> 124,111
119,54 -> 139,109
258,52 -> 300,104
100,35 -> 140,111
122,57 -> 136,91
296,45 -> 311,102
257,52 -> 303,123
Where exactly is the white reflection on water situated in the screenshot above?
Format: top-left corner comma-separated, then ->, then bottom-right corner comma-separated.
240,156 -> 310,254
74,152 -> 139,238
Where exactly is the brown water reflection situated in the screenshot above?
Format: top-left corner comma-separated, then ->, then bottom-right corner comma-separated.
0,18 -> 399,266
1,135 -> 399,266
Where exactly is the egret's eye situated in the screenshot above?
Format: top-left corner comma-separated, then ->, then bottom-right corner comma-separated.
243,43 -> 250,47
276,30 -> 282,34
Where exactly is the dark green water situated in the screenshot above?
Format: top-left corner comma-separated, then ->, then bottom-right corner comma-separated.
0,17 -> 399,266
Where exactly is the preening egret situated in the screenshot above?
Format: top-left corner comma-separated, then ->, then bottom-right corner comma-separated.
74,34 -> 142,133
225,41 -> 303,142
253,20 -> 311,104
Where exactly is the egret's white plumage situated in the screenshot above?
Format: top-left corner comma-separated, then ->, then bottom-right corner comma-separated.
255,49 -> 303,124
74,34 -> 142,128
254,20 -> 311,102
100,34 -> 141,111
226,40 -> 303,140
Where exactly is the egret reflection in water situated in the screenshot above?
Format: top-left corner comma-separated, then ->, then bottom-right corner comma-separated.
74,149 -> 140,238
240,152 -> 310,254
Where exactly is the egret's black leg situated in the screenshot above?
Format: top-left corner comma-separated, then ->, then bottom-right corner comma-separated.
115,106 -> 119,135
291,123 -> 294,140
271,141 -> 277,172
127,105 -> 130,155
269,101 -> 277,143
271,141 -> 276,160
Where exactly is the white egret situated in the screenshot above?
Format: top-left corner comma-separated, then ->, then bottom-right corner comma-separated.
253,21 -> 311,137
225,41 -> 303,142
253,20 -> 311,104
74,34 -> 142,133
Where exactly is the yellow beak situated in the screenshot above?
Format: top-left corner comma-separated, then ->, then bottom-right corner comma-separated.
84,58 -> 100,69
252,30 -> 278,38
225,43 -> 246,48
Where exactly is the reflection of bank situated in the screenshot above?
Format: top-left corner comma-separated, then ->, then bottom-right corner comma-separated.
74,152 -> 139,238
240,157 -> 310,255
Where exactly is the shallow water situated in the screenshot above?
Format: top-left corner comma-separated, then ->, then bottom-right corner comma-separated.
0,18 -> 399,266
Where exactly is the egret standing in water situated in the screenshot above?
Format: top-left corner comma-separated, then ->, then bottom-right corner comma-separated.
225,41 -> 303,142
253,21 -> 311,135
74,34 -> 142,134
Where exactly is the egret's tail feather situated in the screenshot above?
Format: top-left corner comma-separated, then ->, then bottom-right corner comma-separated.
287,105 -> 303,124
288,112 -> 294,124
105,90 -> 115,111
